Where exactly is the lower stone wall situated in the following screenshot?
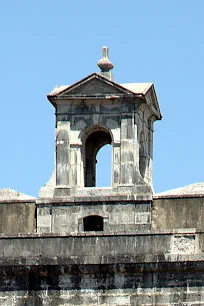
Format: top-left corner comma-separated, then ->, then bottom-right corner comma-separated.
152,197 -> 204,230
0,230 -> 203,305
0,201 -> 36,234
0,263 -> 204,305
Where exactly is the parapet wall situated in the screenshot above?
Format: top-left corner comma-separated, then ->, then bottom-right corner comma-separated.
0,196 -> 204,235
37,200 -> 151,234
1,261 -> 204,305
153,196 -> 204,230
0,195 -> 204,305
0,200 -> 36,235
0,230 -> 204,305
0,229 -> 202,263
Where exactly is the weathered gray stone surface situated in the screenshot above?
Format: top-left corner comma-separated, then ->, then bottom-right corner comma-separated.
37,201 -> 151,234
40,71 -> 161,199
155,182 -> 204,196
0,201 -> 36,235
2,49 -> 204,305
0,229 -> 199,262
152,197 -> 204,230
0,230 -> 203,305
1,261 -> 204,305
0,189 -> 35,201
0,195 -> 204,236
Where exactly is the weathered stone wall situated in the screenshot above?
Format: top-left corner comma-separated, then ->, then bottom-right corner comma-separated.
152,196 -> 204,230
37,201 -> 151,234
0,196 -> 204,304
60,99 -> 148,189
37,196 -> 204,234
1,262 -> 204,305
0,230 -> 203,305
0,229 -> 200,262
0,196 -> 203,235
0,201 -> 36,234
41,94 -> 154,197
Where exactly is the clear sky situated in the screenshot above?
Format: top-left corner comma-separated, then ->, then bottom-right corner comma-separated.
0,0 -> 204,197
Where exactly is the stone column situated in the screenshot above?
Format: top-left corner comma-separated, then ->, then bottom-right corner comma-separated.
120,115 -> 138,186
113,143 -> 120,187
70,144 -> 82,188
54,121 -> 70,196
147,118 -> 154,186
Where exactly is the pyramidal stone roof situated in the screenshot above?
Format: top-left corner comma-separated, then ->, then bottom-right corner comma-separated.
121,83 -> 153,95
50,80 -> 153,96
0,189 -> 35,201
155,183 -> 204,197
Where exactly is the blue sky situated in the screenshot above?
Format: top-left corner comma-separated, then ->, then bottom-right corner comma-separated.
0,1 -> 204,196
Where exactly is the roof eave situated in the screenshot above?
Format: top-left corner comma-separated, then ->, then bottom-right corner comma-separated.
49,72 -> 138,98
47,93 -> 139,107
47,95 -> 57,108
144,85 -> 162,120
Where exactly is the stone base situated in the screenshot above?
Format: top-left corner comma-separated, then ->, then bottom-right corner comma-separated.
54,187 -> 71,197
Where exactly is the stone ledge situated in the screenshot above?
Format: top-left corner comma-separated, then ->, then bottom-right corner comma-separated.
0,199 -> 36,204
154,193 -> 204,199
0,254 -> 204,267
0,227 -> 197,238
37,194 -> 152,204
0,231 -> 200,265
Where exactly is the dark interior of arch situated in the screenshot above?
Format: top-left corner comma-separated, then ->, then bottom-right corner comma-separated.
83,215 -> 104,231
85,130 -> 112,187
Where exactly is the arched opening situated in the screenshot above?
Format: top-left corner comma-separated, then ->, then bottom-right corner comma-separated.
83,215 -> 104,231
85,129 -> 112,187
96,144 -> 112,187
139,131 -> 146,178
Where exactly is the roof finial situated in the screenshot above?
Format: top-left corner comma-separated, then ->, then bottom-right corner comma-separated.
97,46 -> 114,81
